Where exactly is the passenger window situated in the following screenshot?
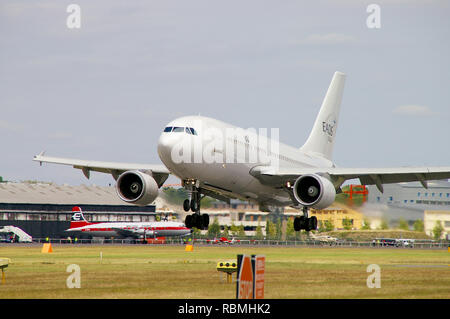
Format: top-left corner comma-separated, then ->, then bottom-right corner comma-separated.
172,127 -> 184,132
163,126 -> 173,132
185,127 -> 192,134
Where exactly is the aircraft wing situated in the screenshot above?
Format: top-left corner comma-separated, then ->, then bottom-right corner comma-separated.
33,152 -> 170,186
250,165 -> 450,192
112,228 -> 148,238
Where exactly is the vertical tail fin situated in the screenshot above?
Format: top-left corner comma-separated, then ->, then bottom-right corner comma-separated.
70,206 -> 90,228
300,71 -> 346,160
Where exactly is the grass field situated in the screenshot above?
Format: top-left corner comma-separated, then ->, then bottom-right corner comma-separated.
0,244 -> 449,299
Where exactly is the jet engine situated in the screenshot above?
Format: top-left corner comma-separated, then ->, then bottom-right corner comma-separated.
116,171 -> 159,206
292,174 -> 336,209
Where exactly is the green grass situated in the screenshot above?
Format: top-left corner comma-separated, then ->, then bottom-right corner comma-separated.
0,245 -> 449,299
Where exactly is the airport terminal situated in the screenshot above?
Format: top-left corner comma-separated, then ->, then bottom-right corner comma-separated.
366,180 -> 450,239
0,182 -> 177,240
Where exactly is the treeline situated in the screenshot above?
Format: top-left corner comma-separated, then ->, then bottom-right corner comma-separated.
194,217 -> 313,241
161,187 -> 215,208
191,216 -> 445,240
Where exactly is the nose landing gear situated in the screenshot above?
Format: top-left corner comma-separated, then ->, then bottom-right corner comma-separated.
183,183 -> 209,230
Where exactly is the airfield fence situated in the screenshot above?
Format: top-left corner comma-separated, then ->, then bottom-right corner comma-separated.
27,237 -> 450,249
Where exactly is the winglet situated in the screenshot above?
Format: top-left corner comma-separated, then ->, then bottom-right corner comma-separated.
34,151 -> 46,166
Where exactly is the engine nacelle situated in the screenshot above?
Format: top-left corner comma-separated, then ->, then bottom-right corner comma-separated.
116,171 -> 159,206
292,174 -> 336,209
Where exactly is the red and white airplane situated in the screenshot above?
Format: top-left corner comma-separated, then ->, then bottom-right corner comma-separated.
66,206 -> 192,239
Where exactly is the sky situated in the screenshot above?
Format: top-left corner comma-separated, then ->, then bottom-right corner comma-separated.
1,0 -> 449,187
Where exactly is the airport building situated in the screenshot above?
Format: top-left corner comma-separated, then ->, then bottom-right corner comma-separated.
0,182 -> 177,239
367,180 -> 450,210
366,180 -> 450,221
197,200 -> 365,236
424,210 -> 450,240
200,201 -> 269,236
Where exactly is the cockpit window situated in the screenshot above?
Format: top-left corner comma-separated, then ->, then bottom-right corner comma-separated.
172,127 -> 184,132
164,126 -> 197,135
189,127 -> 198,135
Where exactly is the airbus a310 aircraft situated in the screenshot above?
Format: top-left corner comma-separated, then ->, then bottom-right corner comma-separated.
34,72 -> 450,232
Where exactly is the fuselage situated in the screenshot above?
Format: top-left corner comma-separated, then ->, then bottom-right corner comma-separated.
157,116 -> 334,206
67,221 -> 191,238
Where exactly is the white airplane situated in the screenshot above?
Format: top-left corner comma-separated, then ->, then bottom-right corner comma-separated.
34,72 -> 450,232
67,206 -> 192,239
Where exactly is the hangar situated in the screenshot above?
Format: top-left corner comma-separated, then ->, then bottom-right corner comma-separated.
0,182 -> 175,239
367,180 -> 450,213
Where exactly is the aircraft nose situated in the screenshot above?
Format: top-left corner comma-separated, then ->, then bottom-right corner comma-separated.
158,133 -> 171,149
157,133 -> 181,165
157,134 -> 171,161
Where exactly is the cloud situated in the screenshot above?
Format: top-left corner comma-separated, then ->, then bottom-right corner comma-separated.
300,33 -> 357,45
48,132 -> 73,140
392,105 -> 436,116
0,120 -> 24,133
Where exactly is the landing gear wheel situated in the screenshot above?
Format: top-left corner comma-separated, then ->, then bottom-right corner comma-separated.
294,217 -> 301,231
185,215 -> 193,229
191,214 -> 198,229
294,216 -> 307,231
183,199 -> 190,212
192,214 -> 203,229
299,216 -> 306,230
309,216 -> 318,231
202,214 -> 210,230
304,221 -> 311,232
190,200 -> 198,212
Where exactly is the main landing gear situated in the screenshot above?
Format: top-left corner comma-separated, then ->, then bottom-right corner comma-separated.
294,207 -> 317,232
183,184 -> 209,230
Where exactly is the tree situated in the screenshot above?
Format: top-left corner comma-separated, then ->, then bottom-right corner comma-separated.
318,221 -> 326,233
161,186 -> 216,208
432,221 -> 444,240
286,218 -> 295,240
161,187 -> 187,205
323,220 -> 334,232
413,219 -> 424,232
379,219 -> 389,230
207,218 -> 221,238
361,219 -> 371,230
200,196 -> 215,209
230,223 -> 239,237
398,218 -> 409,231
238,225 -> 246,238
255,223 -> 264,240
266,220 -> 277,239
275,220 -> 283,240
221,225 -> 229,238
342,218 -> 353,230
192,227 -> 201,238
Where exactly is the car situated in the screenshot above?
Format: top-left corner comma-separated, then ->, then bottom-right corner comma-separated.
395,239 -> 415,248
